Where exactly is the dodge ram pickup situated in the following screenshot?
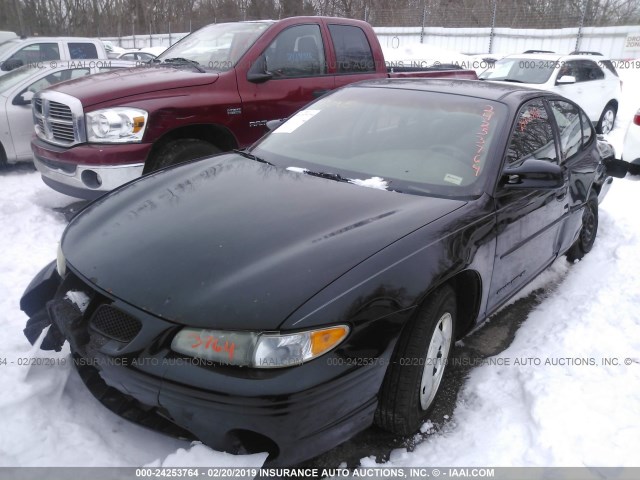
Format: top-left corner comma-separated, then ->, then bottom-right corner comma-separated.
31,16 -> 476,199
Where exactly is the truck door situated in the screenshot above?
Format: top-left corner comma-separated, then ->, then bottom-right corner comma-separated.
327,24 -> 382,89
236,23 -> 334,146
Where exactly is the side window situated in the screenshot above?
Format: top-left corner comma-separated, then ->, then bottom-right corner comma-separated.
506,100 -> 558,165
328,24 -> 375,73
549,100 -> 582,161
264,25 -> 325,78
580,110 -> 594,146
557,61 -> 577,82
576,60 -> 604,82
69,43 -> 98,59
11,43 -> 60,63
26,68 -> 90,93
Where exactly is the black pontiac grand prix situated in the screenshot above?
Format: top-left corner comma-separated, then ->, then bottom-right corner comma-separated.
22,79 -> 616,466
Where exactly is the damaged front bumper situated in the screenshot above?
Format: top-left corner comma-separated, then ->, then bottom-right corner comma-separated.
20,262 -> 383,466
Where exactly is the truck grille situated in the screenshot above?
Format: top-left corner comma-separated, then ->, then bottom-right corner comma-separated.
33,91 -> 85,147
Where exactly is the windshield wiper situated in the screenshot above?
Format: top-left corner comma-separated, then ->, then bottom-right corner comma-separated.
161,57 -> 205,73
303,170 -> 350,183
233,149 -> 274,166
499,78 -> 525,83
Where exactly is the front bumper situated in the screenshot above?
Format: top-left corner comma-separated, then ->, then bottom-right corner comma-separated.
31,138 -> 148,199
20,264 -> 387,466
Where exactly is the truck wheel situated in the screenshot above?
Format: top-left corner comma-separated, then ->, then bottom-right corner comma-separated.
566,191 -> 599,262
596,103 -> 616,135
147,139 -> 221,172
375,285 -> 456,435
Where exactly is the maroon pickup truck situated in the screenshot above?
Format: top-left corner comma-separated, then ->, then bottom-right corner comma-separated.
32,16 -> 476,199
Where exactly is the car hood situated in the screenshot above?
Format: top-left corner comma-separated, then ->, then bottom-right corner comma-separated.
62,154 -> 465,330
47,66 -> 219,107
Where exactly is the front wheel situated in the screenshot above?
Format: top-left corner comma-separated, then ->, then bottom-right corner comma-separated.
597,103 -> 616,135
375,285 -> 456,435
566,190 -> 599,262
146,139 -> 221,173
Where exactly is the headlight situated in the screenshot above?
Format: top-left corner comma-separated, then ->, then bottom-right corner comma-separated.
56,242 -> 66,277
85,107 -> 148,143
171,325 -> 349,368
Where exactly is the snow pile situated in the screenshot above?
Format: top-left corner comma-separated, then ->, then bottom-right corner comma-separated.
349,177 -> 389,190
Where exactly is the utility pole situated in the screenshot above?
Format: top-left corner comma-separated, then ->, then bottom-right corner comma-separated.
14,0 -> 25,36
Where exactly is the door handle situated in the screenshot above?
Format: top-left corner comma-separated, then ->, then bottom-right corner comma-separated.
312,89 -> 329,98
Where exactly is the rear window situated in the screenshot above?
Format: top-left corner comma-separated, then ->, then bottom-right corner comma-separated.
69,43 -> 98,59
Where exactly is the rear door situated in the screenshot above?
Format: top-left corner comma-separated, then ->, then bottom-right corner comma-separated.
328,24 -> 380,89
488,98 -> 568,310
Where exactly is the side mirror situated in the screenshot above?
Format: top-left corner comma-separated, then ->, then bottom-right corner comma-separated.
266,119 -> 286,131
502,159 -> 564,189
556,75 -> 576,85
13,90 -> 33,106
247,55 -> 272,84
1,58 -> 24,71
627,158 -> 640,180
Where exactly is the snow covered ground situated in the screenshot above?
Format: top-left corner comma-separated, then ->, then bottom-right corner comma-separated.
0,70 -> 638,469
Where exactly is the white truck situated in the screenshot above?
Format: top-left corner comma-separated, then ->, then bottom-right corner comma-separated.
0,37 -> 108,76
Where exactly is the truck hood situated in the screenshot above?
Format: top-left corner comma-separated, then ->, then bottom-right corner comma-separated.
62,154 -> 465,330
48,66 -> 219,107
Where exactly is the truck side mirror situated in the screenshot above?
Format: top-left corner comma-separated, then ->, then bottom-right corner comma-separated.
1,58 -> 24,71
247,55 -> 272,84
13,90 -> 34,106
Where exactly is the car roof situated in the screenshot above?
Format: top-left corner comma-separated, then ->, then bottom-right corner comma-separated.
348,78 -> 553,105
502,52 -> 612,61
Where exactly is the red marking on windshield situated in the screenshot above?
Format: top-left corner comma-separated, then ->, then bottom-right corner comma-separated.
473,105 -> 495,176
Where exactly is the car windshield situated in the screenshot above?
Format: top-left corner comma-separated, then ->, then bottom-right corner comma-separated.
156,21 -> 273,71
0,64 -> 37,94
252,86 -> 507,198
480,57 -> 555,84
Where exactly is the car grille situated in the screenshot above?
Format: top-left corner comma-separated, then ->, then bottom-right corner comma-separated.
90,305 -> 143,343
33,92 -> 85,147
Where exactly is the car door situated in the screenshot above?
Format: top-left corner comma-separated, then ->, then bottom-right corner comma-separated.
8,68 -> 90,160
548,99 -> 600,254
488,99 -> 568,310
237,23 -> 335,145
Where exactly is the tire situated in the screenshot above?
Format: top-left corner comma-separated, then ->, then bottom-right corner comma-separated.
375,285 -> 456,435
566,191 -> 599,262
0,142 -> 7,169
146,139 -> 221,173
596,103 -> 616,135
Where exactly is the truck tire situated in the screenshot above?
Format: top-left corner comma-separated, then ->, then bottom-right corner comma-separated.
147,139 -> 221,172
375,285 -> 456,435
566,191 -> 599,262
596,103 -> 616,135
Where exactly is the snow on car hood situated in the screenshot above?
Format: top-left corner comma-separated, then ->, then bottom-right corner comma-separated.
62,154 -> 465,330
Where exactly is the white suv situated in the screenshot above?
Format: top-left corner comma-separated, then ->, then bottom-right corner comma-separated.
480,51 -> 622,134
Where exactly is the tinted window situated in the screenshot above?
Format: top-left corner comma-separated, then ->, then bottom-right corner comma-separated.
507,100 -> 557,165
253,88 -> 507,197
11,43 -> 60,63
328,25 -> 375,73
575,60 -> 604,82
262,25 -> 325,78
580,110 -> 594,146
69,43 -> 98,59
549,100 -> 582,161
600,60 -> 618,77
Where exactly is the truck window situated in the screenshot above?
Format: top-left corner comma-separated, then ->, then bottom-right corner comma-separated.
264,25 -> 326,78
328,25 -> 375,74
11,43 -> 60,64
26,68 -> 91,93
69,43 -> 98,59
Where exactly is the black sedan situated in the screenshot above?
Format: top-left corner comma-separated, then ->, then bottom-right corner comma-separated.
21,79 -> 617,466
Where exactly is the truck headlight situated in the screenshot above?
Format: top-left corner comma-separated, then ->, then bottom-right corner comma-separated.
86,107 -> 148,143
171,325 -> 349,368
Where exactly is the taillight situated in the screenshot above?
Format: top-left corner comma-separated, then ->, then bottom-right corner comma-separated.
634,109 -> 640,126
